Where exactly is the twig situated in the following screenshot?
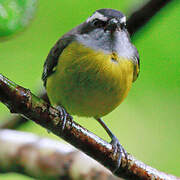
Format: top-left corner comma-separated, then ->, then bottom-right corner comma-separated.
127,0 -> 173,35
0,114 -> 27,129
0,74 -> 179,180
0,92 -> 49,129
0,129 -> 120,180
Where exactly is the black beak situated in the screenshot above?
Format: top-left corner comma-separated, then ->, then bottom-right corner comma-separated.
105,18 -> 120,32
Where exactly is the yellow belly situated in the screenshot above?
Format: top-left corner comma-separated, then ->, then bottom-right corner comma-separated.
46,42 -> 134,118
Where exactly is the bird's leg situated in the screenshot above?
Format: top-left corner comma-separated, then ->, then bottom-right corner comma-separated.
96,117 -> 127,172
56,106 -> 73,131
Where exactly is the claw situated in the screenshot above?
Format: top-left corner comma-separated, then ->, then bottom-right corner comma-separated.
95,118 -> 127,173
110,136 -> 127,173
56,106 -> 73,132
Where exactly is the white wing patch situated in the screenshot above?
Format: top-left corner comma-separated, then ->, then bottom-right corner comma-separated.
86,12 -> 108,22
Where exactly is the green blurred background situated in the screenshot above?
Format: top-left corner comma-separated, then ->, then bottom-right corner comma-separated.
0,0 -> 180,179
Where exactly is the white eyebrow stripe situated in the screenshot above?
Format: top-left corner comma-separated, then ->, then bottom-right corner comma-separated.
86,12 -> 108,22
120,16 -> 126,23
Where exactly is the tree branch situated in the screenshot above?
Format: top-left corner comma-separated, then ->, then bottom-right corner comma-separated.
0,74 -> 179,180
0,92 -> 49,129
127,0 -> 173,35
0,129 -> 121,180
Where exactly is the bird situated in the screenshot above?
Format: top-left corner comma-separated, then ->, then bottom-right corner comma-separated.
42,8 -> 140,171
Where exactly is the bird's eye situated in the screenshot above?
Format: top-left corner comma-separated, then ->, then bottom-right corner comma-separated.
92,19 -> 106,27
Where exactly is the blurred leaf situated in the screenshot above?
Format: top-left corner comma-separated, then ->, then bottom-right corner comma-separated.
0,0 -> 37,37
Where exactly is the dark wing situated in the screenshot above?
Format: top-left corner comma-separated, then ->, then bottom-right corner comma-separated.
132,51 -> 140,82
42,35 -> 73,87
42,23 -> 86,87
124,28 -> 140,82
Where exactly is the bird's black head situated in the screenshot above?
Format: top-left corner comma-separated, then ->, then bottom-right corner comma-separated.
97,8 -> 125,19
86,8 -> 126,32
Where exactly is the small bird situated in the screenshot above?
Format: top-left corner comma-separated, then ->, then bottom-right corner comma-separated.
42,8 -> 140,171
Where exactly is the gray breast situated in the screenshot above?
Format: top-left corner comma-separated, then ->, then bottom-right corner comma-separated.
75,28 -> 136,59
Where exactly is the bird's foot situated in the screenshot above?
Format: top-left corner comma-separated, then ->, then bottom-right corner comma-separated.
56,106 -> 73,132
110,136 -> 127,173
